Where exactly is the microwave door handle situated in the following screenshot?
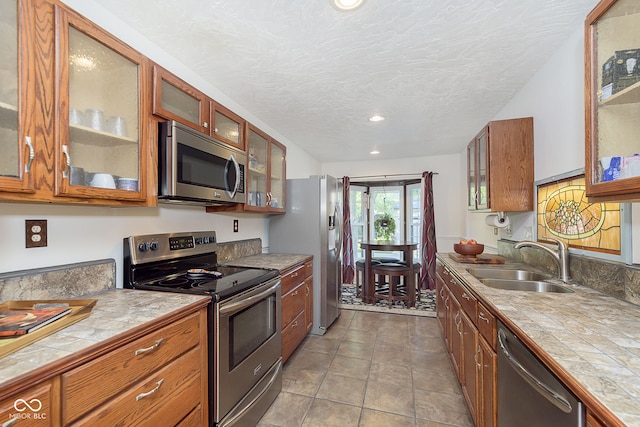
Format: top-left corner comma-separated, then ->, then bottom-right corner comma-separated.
225,154 -> 240,198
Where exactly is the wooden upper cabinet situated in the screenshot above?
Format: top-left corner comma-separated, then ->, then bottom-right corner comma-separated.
0,0 -> 36,195
245,124 -> 286,213
152,64 -> 210,135
585,0 -> 640,201
467,117 -> 534,212
54,5 -> 149,203
211,101 -> 245,151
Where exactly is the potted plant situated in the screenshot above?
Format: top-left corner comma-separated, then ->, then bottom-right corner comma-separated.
374,213 -> 396,240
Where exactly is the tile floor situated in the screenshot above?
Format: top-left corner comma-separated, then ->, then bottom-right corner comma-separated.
258,309 -> 474,427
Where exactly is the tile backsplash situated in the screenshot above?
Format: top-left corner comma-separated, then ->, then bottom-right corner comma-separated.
498,239 -> 640,305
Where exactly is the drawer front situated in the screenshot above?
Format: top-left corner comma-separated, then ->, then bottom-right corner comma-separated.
304,260 -> 312,279
62,312 -> 201,423
477,302 -> 496,349
73,346 -> 202,427
282,282 -> 305,327
0,380 -> 56,427
282,311 -> 306,363
281,264 -> 305,295
457,285 -> 477,323
176,404 -> 203,427
436,261 -> 448,282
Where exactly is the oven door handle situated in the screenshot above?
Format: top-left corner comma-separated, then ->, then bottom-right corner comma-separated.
219,280 -> 280,314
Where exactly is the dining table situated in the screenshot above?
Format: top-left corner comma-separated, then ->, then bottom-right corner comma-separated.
359,240 -> 419,306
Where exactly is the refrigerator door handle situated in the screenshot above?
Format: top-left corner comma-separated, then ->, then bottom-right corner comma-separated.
333,204 -> 342,252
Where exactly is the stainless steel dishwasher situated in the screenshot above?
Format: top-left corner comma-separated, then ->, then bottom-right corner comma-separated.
497,321 -> 585,426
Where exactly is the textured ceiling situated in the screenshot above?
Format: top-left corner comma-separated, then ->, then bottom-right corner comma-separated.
92,0 -> 599,163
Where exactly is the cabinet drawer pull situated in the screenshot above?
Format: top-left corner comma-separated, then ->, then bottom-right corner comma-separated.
461,292 -> 470,300
136,379 -> 164,401
475,345 -> 481,368
61,144 -> 71,179
306,284 -> 310,296
479,312 -> 490,323
134,338 -> 164,356
2,418 -> 18,427
291,272 -> 299,278
292,321 -> 298,328
24,136 -> 35,174
292,290 -> 299,296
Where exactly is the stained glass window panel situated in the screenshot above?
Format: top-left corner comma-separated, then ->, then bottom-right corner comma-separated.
536,174 -> 621,255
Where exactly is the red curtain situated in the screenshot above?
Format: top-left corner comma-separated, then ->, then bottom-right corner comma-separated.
420,171 -> 437,290
342,176 -> 355,284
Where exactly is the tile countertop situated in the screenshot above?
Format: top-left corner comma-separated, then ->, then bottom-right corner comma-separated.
0,289 -> 210,389
225,253 -> 312,272
438,253 -> 640,426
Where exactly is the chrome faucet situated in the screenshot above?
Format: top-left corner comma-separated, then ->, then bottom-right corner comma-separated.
513,238 -> 570,282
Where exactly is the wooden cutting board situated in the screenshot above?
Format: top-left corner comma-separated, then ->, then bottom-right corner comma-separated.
449,252 -> 505,264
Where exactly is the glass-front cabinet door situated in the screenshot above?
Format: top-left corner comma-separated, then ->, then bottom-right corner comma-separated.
586,0 -> 640,201
467,128 -> 489,211
212,102 -> 245,151
55,6 -> 147,201
467,140 -> 476,209
246,125 -> 269,210
476,129 -> 489,210
269,139 -> 286,213
245,124 -> 286,212
0,0 -> 35,194
153,64 -> 210,134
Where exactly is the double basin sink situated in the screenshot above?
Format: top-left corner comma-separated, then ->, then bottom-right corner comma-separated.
467,267 -> 573,293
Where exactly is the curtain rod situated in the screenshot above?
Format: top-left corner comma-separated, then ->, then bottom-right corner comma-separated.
347,172 -> 438,179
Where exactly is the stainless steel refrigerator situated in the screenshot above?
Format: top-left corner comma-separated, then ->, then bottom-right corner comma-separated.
269,175 -> 342,335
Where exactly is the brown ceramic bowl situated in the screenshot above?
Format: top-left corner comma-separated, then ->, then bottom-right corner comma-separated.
453,243 -> 485,256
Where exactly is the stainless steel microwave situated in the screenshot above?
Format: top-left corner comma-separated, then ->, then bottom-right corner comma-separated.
158,121 -> 245,205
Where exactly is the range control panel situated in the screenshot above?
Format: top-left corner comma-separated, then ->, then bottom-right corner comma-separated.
127,231 -> 218,264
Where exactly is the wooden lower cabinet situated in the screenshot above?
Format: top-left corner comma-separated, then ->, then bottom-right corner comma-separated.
0,379 -> 60,427
479,336 -> 496,427
436,260 -> 495,427
304,277 -> 313,333
281,259 -> 313,363
461,310 -> 479,426
0,305 -> 208,427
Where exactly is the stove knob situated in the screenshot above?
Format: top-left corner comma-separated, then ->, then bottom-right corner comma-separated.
150,241 -> 159,251
138,242 -> 150,252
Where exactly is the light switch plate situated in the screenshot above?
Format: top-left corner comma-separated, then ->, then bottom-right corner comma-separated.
26,219 -> 47,248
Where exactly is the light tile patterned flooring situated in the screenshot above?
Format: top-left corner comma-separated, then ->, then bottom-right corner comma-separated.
258,309 -> 474,427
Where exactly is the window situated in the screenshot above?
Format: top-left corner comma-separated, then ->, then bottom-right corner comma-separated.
535,169 -> 631,264
348,180 -> 423,262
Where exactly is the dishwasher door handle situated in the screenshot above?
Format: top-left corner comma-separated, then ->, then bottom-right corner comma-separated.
497,329 -> 573,414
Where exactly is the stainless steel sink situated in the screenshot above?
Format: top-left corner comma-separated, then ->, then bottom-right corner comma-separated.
467,267 -> 550,281
480,279 -> 574,293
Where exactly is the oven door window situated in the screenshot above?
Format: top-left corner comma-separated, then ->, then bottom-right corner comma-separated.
177,143 -> 229,191
229,293 -> 277,369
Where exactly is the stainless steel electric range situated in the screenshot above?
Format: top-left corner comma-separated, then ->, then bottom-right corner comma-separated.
123,231 -> 282,427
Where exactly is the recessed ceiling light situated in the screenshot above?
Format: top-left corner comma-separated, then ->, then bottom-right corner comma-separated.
331,0 -> 365,11
370,150 -> 380,155
369,115 -> 385,122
